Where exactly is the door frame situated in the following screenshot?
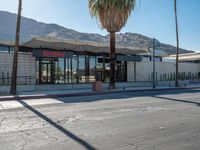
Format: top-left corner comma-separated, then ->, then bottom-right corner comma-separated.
39,59 -> 55,84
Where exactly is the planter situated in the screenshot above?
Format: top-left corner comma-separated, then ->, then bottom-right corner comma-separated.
92,81 -> 102,92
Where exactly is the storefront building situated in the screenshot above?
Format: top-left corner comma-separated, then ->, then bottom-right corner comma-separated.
33,49 -> 127,84
1,37 -> 200,87
0,37 -> 145,85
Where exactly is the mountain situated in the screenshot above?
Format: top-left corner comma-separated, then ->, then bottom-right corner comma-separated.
0,11 -> 193,55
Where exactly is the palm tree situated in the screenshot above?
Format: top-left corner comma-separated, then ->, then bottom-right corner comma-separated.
88,0 -> 136,89
174,0 -> 180,87
10,0 -> 22,95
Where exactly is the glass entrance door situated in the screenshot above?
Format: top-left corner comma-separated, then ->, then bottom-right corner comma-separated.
39,60 -> 55,84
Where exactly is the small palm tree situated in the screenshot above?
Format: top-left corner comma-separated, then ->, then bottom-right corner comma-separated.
88,0 -> 136,89
10,0 -> 22,95
174,0 -> 180,87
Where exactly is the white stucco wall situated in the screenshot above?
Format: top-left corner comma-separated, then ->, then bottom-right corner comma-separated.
127,61 -> 200,82
0,52 -> 36,85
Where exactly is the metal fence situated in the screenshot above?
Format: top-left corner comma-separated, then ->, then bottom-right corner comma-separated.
0,72 -> 35,85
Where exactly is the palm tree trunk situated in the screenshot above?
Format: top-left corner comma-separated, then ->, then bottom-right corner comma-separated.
174,0 -> 179,87
10,0 -> 22,95
109,32 -> 116,90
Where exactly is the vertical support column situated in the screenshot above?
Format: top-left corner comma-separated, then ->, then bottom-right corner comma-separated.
102,54 -> 105,82
85,55 -> 90,83
57,59 -> 59,83
134,61 -> 136,82
2,72 -> 4,85
76,55 -> 79,83
70,58 -> 73,83
84,54 -> 86,83
67,58 -> 70,84
153,39 -> 156,89
124,61 -> 128,82
64,58 -> 66,84
95,56 -> 97,81
52,59 -> 56,84
35,58 -> 38,85
39,58 -> 42,84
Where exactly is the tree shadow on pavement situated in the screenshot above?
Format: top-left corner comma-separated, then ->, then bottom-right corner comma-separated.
16,96 -> 97,150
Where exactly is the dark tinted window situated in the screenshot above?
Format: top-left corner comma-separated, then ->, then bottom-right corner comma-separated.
0,45 -> 9,52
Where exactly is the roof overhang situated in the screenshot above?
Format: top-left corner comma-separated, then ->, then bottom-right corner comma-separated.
22,37 -> 148,55
139,49 -> 169,57
0,40 -> 15,47
168,53 -> 200,61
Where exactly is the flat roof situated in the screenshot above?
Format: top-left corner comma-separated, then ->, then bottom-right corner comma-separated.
139,49 -> 169,57
0,40 -> 15,46
167,53 -> 200,61
23,37 -> 148,55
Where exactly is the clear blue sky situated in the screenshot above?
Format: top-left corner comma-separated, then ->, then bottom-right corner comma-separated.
0,0 -> 199,51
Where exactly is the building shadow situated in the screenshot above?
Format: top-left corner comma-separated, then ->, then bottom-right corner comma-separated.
16,97 -> 97,150
1,88 -> 200,107
152,95 -> 200,107
53,88 -> 200,105
2,89 -> 200,150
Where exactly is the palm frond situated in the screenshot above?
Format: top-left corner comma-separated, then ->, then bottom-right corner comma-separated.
88,0 -> 136,33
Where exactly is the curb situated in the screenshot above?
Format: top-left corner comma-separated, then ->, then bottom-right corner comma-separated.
0,86 -> 200,102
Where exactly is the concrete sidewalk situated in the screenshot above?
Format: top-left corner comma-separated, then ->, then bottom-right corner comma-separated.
1,85 -> 200,102
0,85 -> 200,111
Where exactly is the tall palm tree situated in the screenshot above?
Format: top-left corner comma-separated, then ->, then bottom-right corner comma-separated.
88,0 -> 136,89
10,0 -> 22,95
174,0 -> 180,87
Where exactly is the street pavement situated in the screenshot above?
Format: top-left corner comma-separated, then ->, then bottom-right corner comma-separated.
0,88 -> 200,150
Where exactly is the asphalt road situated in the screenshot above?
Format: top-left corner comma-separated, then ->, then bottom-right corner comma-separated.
0,89 -> 200,150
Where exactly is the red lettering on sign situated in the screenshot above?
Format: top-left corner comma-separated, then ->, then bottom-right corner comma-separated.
42,51 -> 65,58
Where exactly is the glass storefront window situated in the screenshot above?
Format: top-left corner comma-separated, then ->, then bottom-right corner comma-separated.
64,56 -> 78,84
55,58 -> 65,83
36,60 -> 39,84
96,56 -> 104,81
78,56 -> 86,83
89,56 -> 96,82
35,53 -> 126,85
65,58 -> 70,84
37,58 -> 56,84
0,46 -> 9,53
104,62 -> 110,82
115,61 -> 126,82
71,55 -> 78,83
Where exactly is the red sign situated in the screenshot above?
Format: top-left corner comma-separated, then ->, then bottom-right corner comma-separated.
33,49 -> 73,58
42,50 -> 65,58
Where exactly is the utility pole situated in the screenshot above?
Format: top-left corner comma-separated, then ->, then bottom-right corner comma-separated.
152,38 -> 156,89
10,0 -> 22,95
148,38 -> 160,89
174,0 -> 180,87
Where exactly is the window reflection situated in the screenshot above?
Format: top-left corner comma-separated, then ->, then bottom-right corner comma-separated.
78,56 -> 86,83
71,55 -> 78,83
89,56 -> 96,82
55,58 -> 64,83
35,53 -> 126,85
0,46 -> 9,53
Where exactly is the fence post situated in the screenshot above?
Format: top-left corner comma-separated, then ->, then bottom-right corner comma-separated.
2,72 -> 4,85
7,72 -> 10,85
29,76 -> 32,85
25,76 -> 27,85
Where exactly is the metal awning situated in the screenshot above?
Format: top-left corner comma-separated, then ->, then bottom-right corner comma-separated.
139,49 -> 169,57
22,37 -> 148,55
116,55 -> 142,62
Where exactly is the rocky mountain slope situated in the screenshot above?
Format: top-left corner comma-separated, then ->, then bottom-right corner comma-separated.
0,11 -> 193,55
